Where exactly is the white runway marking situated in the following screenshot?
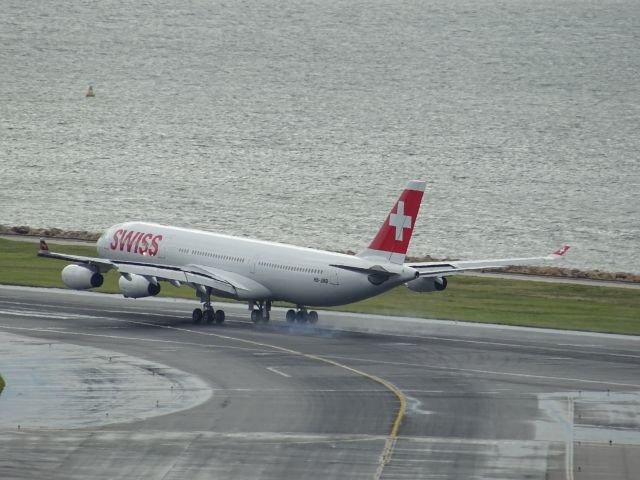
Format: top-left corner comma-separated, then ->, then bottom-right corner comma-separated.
266,367 -> 291,378
0,324 -> 268,354
0,308 -> 85,320
405,396 -> 434,416
324,354 -> 640,389
401,390 -> 445,394
422,335 -> 640,360
566,397 -> 575,480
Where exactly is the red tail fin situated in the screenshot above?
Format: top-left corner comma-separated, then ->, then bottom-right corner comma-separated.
358,180 -> 426,264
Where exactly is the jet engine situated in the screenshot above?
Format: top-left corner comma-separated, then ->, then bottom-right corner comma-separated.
61,264 -> 104,290
406,276 -> 447,293
119,274 -> 161,298
62,263 -> 104,290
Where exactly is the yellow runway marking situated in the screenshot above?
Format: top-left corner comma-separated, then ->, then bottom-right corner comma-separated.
1,313 -> 407,478
122,319 -> 407,478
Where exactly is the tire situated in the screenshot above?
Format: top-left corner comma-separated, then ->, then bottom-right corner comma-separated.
308,311 -> 319,324
192,308 -> 203,324
251,310 -> 263,324
215,310 -> 225,324
204,309 -> 215,324
286,309 -> 296,323
295,310 -> 307,323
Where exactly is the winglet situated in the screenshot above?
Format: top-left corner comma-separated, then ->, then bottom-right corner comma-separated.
553,244 -> 570,257
39,238 -> 49,253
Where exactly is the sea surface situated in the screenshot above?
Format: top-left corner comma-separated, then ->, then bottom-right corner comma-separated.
1,0 -> 639,273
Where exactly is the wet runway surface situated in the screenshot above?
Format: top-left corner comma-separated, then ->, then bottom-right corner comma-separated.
0,286 -> 639,479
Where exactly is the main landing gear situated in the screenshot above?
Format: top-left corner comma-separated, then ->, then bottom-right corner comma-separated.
285,306 -> 319,324
250,300 -> 271,324
192,290 -> 225,325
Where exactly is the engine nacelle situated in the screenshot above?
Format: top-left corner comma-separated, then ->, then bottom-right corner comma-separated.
406,276 -> 447,293
119,274 -> 161,298
61,264 -> 104,290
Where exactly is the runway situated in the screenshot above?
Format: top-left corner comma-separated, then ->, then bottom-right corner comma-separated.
0,286 -> 638,479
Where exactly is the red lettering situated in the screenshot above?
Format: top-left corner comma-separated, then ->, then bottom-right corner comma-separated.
110,229 -> 123,250
149,234 -> 163,256
134,231 -> 144,253
120,230 -> 133,251
138,233 -> 153,255
126,231 -> 142,252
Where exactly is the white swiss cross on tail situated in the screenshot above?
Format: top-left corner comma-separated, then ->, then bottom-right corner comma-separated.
359,180 -> 426,264
389,201 -> 412,241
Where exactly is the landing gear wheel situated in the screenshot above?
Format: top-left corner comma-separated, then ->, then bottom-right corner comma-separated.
192,308 -> 203,324
308,311 -> 319,324
286,309 -> 296,323
262,312 -> 270,324
295,310 -> 308,323
251,310 -> 263,324
215,310 -> 225,324
204,309 -> 215,324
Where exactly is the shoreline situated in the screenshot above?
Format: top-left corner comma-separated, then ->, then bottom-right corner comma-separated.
2,224 -> 639,284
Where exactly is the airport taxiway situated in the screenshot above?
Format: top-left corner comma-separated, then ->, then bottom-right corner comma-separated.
0,285 -> 638,479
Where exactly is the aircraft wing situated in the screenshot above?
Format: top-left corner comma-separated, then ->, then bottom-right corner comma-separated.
38,240 -> 269,299
114,263 -> 240,297
38,250 -> 115,271
181,264 -> 271,299
113,263 -> 271,299
407,245 -> 570,278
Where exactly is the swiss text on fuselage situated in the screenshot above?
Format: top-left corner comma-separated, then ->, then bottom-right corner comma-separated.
109,229 -> 163,256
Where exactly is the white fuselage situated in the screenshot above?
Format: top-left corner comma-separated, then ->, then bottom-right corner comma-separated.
96,222 -> 418,307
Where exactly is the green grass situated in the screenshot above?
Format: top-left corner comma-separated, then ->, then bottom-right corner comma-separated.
1,238 -> 639,335
330,277 -> 640,334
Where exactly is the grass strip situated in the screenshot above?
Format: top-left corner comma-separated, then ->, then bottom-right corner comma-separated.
0,238 -> 638,335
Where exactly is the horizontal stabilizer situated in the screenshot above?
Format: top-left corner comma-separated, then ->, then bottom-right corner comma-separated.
329,264 -> 399,277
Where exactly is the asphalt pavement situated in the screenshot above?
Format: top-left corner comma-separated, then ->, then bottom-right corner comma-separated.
0,285 -> 638,479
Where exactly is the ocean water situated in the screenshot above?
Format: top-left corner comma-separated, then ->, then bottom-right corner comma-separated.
1,0 -> 639,273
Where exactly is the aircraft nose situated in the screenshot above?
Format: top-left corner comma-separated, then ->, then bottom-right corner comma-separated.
97,229 -> 109,249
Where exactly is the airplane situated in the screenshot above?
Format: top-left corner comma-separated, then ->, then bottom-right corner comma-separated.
38,180 -> 569,325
